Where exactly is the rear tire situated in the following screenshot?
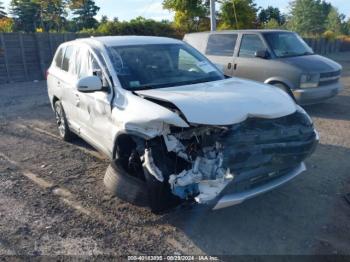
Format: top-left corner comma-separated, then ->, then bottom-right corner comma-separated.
104,159 -> 149,207
54,101 -> 75,141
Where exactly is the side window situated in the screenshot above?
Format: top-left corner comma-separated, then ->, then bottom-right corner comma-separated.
61,45 -> 75,72
75,48 -> 109,89
76,48 -> 91,78
205,34 -> 237,56
178,49 -> 198,71
239,34 -> 266,58
54,47 -> 64,68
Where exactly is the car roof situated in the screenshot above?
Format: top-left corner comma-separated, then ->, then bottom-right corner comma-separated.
186,29 -> 291,35
69,35 -> 183,47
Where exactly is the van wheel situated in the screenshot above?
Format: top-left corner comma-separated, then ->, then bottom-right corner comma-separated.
104,159 -> 149,207
54,101 -> 75,141
272,83 -> 296,102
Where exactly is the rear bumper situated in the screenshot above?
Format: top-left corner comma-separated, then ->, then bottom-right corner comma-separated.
213,162 -> 306,210
293,82 -> 342,105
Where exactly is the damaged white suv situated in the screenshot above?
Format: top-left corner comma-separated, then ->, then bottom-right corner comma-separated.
47,36 -> 318,213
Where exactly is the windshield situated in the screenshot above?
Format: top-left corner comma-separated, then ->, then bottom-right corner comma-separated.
107,43 -> 225,90
263,32 -> 314,58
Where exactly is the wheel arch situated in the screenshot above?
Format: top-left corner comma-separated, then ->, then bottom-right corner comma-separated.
264,78 -> 296,102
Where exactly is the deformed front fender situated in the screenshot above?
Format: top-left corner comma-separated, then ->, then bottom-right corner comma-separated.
110,91 -> 189,157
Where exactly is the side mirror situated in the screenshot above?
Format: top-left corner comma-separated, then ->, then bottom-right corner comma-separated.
77,76 -> 103,93
255,49 -> 269,59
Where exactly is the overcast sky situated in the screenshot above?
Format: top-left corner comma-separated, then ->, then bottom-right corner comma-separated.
2,0 -> 350,21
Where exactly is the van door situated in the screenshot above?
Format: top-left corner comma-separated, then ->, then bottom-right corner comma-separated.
233,34 -> 268,81
204,33 -> 238,76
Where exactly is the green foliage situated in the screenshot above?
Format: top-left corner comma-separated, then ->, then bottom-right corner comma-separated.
258,6 -> 285,26
264,18 -> 280,29
288,0 -> 331,35
218,0 -> 258,30
35,0 -> 67,32
10,0 -> 40,32
0,17 -> 14,32
88,17 -> 179,38
70,0 -> 100,30
162,0 -> 209,32
323,30 -> 336,40
325,7 -> 342,35
0,1 -> 7,18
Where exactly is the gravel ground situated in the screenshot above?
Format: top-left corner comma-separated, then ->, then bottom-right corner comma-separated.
0,53 -> 349,258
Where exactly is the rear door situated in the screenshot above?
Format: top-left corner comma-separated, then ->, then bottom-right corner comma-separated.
54,44 -> 80,132
233,34 -> 268,81
204,33 -> 238,76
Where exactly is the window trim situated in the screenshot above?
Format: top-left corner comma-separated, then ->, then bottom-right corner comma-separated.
205,33 -> 238,57
238,33 -> 267,58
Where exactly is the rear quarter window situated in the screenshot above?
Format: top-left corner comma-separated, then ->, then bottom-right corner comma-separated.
61,45 -> 75,72
54,47 -> 64,68
205,34 -> 237,56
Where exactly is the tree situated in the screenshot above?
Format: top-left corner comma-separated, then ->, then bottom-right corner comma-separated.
325,7 -> 342,35
288,0 -> 330,35
10,0 -> 40,32
163,0 -> 209,32
258,6 -> 285,26
35,0 -> 67,32
0,1 -> 7,18
264,18 -> 280,29
70,0 -> 100,30
218,0 -> 258,30
100,15 -> 108,24
0,17 -> 14,32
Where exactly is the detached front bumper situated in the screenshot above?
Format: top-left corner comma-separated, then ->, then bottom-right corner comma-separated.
213,162 -> 306,210
293,82 -> 342,105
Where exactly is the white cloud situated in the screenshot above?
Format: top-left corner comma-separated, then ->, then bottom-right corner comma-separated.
136,2 -> 174,21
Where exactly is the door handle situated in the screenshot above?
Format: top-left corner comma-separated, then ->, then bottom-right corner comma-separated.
233,63 -> 237,70
75,93 -> 80,107
227,63 -> 232,69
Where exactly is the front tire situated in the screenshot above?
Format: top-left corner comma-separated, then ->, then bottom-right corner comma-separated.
54,101 -> 75,141
272,83 -> 296,102
104,159 -> 149,207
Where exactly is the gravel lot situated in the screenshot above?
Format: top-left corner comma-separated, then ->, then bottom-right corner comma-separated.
0,53 -> 349,258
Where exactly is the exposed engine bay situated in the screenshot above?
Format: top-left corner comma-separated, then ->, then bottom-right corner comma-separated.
125,109 -> 317,207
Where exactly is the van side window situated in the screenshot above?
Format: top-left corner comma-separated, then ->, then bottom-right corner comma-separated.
239,34 -> 265,58
205,34 -> 237,56
61,45 -> 75,72
54,47 -> 64,68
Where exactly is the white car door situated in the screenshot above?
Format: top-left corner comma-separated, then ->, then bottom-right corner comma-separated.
74,46 -> 114,155
56,45 -> 80,132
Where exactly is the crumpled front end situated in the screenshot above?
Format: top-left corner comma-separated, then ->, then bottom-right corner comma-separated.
142,109 -> 318,210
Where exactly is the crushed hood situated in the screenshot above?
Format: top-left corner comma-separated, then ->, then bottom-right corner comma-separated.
135,78 -> 297,125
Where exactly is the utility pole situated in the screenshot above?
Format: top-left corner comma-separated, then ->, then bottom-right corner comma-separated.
210,0 -> 216,31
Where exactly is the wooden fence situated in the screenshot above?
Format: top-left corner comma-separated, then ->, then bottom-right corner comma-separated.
303,38 -> 344,55
0,33 -> 349,84
0,33 -> 80,84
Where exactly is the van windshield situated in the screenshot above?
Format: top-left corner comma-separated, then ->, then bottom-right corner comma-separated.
107,44 -> 225,90
263,32 -> 314,58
